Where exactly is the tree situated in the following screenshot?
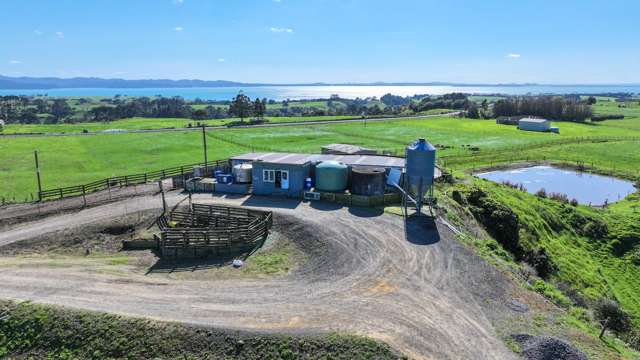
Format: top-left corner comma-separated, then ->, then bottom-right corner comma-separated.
191,109 -> 209,120
50,99 -> 72,121
587,96 -> 597,105
466,103 -> 480,119
595,298 -> 631,339
229,93 -> 252,123
253,98 -> 265,119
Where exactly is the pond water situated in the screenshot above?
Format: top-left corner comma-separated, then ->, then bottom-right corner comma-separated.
476,165 -> 637,205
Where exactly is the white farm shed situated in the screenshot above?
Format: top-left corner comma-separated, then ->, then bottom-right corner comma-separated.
518,118 -> 551,132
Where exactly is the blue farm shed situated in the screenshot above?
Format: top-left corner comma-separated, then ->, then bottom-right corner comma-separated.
232,153 -> 312,197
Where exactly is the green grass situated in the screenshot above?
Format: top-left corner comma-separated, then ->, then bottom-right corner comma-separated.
0,300 -> 403,359
440,178 -> 640,358
446,179 -> 640,320
2,115 -> 640,200
592,99 -> 640,118
1,115 -> 369,134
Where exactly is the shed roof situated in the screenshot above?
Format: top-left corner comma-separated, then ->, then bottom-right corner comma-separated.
519,117 -> 549,123
321,143 -> 376,154
231,152 -> 406,168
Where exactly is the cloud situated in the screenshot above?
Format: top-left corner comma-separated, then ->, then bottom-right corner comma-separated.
217,58 -> 226,62
9,60 -> 22,64
273,0 -> 281,2
174,26 -> 184,32
506,53 -> 521,58
33,30 -> 43,36
55,31 -> 64,38
173,0 -> 184,4
269,27 -> 293,33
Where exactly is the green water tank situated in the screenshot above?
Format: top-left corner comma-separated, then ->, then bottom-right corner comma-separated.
315,161 -> 348,192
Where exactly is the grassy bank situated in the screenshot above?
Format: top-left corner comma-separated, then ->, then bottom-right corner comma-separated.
437,176 -> 640,358
0,300 -> 403,359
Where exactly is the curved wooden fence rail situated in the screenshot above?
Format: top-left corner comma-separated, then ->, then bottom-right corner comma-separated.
38,159 -> 230,201
157,203 -> 273,259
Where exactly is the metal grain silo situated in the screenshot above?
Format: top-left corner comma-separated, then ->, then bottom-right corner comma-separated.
351,166 -> 386,196
315,161 -> 348,192
405,139 -> 436,211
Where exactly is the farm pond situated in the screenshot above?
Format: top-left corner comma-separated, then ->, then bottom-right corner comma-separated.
476,165 -> 637,205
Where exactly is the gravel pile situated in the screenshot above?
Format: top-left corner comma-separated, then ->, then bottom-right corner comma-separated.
511,334 -> 587,360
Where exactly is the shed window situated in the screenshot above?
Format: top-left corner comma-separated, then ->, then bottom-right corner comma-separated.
263,170 -> 275,182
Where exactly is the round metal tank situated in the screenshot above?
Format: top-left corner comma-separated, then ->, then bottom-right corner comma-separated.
351,166 -> 386,196
405,138 -> 436,196
232,163 -> 253,183
315,161 -> 348,192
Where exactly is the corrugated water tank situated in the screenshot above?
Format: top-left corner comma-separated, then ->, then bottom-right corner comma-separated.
351,166 -> 386,196
315,161 -> 348,192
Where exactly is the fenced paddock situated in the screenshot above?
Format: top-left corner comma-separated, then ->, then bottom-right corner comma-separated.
157,203 -> 272,259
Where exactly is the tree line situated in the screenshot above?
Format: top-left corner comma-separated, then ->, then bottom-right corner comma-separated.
493,96 -> 593,122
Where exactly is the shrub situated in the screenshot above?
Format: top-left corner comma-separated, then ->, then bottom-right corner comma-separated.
549,192 -> 569,204
466,188 -> 522,255
591,114 -> 624,121
594,298 -> 632,338
570,198 -> 579,207
535,188 -> 547,198
531,279 -> 572,307
525,248 -> 556,279
451,190 -> 466,205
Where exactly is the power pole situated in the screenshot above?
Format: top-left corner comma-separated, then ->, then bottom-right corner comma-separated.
202,125 -> 208,176
34,150 -> 42,201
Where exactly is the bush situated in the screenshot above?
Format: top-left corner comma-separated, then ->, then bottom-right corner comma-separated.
466,188 -> 522,255
536,188 -> 547,198
549,192 -> 569,204
525,248 -> 556,278
591,114 -> 624,121
531,279 -> 572,307
594,298 -> 632,338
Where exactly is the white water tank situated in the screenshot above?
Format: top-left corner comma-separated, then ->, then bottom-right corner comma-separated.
233,163 -> 253,183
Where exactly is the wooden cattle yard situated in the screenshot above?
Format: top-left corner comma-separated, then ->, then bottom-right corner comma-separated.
157,203 -> 272,259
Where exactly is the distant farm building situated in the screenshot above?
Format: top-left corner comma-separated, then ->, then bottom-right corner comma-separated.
518,118 -> 559,133
321,143 -> 377,155
496,115 -> 526,125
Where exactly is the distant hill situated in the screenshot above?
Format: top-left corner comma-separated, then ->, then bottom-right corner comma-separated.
1,75 -> 633,90
0,75 -> 551,90
0,76 -> 257,89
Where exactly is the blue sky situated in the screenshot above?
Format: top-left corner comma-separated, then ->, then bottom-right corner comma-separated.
1,0 -> 638,84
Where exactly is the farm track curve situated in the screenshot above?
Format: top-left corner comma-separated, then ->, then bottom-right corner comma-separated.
0,192 -> 522,359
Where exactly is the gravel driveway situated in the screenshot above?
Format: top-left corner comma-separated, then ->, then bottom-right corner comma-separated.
0,192 -> 519,359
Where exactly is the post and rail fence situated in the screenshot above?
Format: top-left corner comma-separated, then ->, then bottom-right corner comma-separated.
37,159 -> 230,202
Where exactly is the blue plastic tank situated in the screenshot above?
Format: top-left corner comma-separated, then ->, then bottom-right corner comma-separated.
304,177 -> 314,191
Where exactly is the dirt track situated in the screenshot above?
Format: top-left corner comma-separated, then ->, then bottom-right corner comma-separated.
0,192 -> 521,359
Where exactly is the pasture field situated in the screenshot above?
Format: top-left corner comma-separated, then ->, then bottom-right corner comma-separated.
1,115 -> 639,200
592,98 -> 640,117
1,115 -> 364,134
